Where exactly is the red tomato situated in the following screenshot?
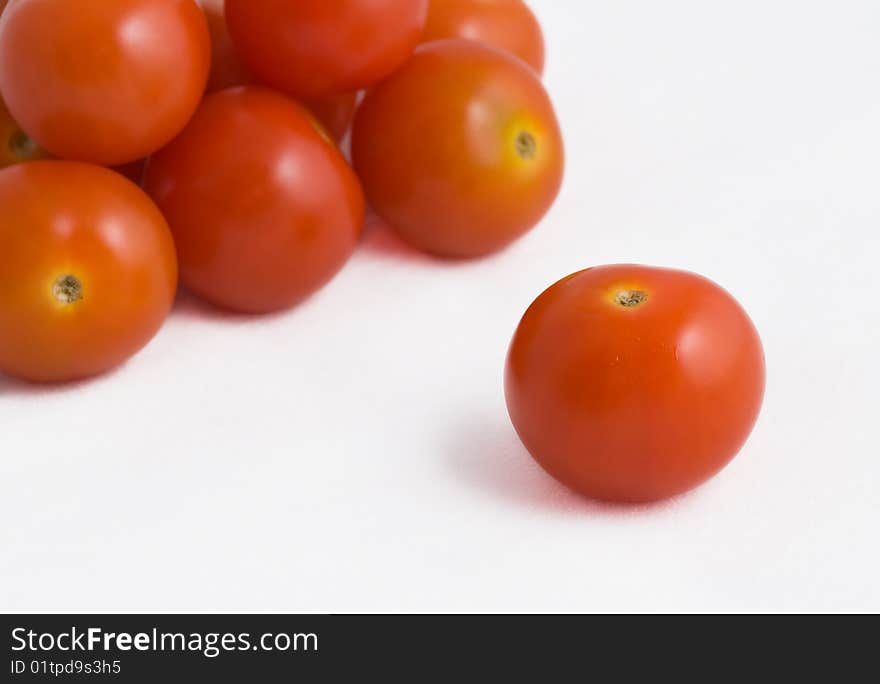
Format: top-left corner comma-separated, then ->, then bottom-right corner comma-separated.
225,0 -> 429,98
0,0 -> 210,165
197,0 -> 357,142
0,161 -> 178,383
144,87 -> 364,314
505,265 -> 766,503
423,0 -> 545,74
352,39 -> 563,258
1,95 -> 49,168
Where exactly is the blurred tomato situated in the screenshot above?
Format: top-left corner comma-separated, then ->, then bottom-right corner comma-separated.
0,0 -> 210,165
505,265 -> 766,503
352,39 -> 563,258
0,161 -> 178,383
1,95 -> 49,168
226,0 -> 428,98
423,0 -> 545,73
197,0 -> 356,142
144,88 -> 364,314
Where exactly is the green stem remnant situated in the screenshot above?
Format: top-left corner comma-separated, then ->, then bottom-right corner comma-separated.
515,131 -> 537,160
53,275 -> 83,305
9,129 -> 39,159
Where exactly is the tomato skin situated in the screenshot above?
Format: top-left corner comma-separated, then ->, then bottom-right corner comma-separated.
0,0 -> 210,165
423,0 -> 545,74
197,0 -> 357,143
1,96 -> 49,168
7,92 -> 133,174
0,161 -> 178,383
225,0 -> 429,98
352,39 -> 563,258
144,87 -> 365,314
505,265 -> 766,503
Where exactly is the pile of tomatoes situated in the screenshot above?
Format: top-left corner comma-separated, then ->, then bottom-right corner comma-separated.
0,0 -> 765,504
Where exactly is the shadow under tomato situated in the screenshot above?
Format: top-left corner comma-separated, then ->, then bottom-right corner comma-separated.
171,287 -> 297,324
445,414 -> 683,516
358,207 -> 531,266
358,209 -> 448,264
0,362 -> 130,397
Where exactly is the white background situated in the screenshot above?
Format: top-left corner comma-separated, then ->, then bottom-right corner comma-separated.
2,0 -> 879,613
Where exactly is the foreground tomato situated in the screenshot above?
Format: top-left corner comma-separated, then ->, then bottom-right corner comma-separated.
505,265 -> 766,503
352,39 -> 563,258
1,96 -> 48,168
0,0 -> 210,165
144,88 -> 364,314
198,0 -> 357,142
423,0 -> 545,74
226,0 -> 428,98
0,162 -> 178,383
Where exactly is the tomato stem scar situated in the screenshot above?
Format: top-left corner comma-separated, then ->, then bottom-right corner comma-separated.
515,131 -> 537,160
9,129 -> 39,159
615,290 -> 648,308
53,275 -> 83,305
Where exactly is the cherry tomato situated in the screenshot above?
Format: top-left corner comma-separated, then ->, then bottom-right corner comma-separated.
352,39 -> 563,258
144,87 -> 365,314
1,95 -> 49,168
505,265 -> 766,503
0,161 -> 178,383
423,0 -> 545,74
197,0 -> 357,142
0,0 -> 210,165
225,0 -> 429,98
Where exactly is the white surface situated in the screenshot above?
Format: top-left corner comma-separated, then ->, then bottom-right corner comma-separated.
2,0 -> 879,613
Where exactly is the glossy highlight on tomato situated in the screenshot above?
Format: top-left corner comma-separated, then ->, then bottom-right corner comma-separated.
352,39 -> 564,258
423,0 -> 545,73
226,0 -> 429,98
0,0 -> 211,165
0,161 -> 178,383
505,265 -> 766,503
144,87 -> 364,314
